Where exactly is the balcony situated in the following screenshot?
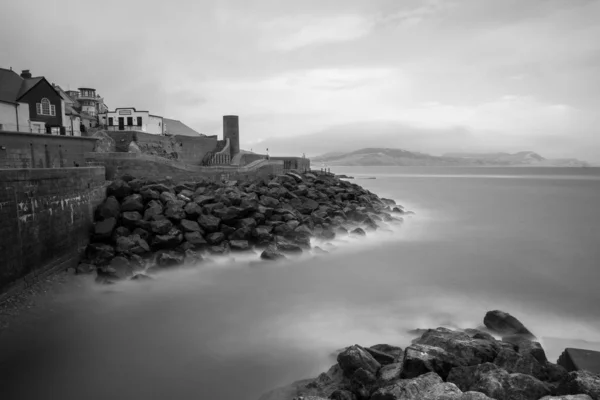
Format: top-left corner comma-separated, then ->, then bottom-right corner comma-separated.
77,94 -> 103,102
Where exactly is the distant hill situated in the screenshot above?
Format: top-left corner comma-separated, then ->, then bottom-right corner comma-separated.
312,148 -> 590,167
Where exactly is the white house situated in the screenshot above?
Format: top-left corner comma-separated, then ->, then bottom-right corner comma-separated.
99,107 -> 164,134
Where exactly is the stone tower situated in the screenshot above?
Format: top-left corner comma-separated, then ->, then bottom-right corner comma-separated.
223,115 -> 240,158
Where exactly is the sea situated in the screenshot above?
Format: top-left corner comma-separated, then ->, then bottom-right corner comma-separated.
0,166 -> 599,400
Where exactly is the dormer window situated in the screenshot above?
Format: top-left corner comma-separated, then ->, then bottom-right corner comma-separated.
36,98 -> 56,116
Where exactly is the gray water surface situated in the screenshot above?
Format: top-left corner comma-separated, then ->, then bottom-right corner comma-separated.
1,167 -> 599,400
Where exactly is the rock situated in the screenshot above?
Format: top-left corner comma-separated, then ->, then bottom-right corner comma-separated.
349,367 -> 377,399
76,263 -> 96,274
260,195 -> 280,208
130,235 -> 150,255
540,396 -> 593,400
140,188 -> 160,202
260,246 -> 286,261
132,228 -> 150,241
112,226 -> 131,240
365,347 -> 397,366
229,227 -> 252,241
164,200 -> 186,220
184,232 -> 208,248
107,179 -> 133,199
144,200 -> 164,220
184,249 -> 203,264
194,195 -> 216,205
93,217 -> 117,240
483,310 -> 535,338
208,242 -> 230,255
330,389 -> 357,400
198,214 -> 221,233
493,348 -> 547,380
206,232 -> 226,245
415,327 -> 499,365
180,219 -> 202,232
105,256 -> 133,280
401,343 -> 467,380
115,236 -> 136,254
470,368 -> 551,400
502,334 -> 548,363
351,227 -> 366,236
213,206 -> 244,222
150,219 -> 173,235
556,371 -> 600,399
121,194 -> 144,212
447,363 -> 500,392
121,211 -> 143,228
371,372 -> 443,400
156,251 -> 185,267
370,345 -> 404,361
337,345 -> 381,377
152,229 -> 183,249
85,243 -> 115,266
236,217 -> 258,230
184,202 -> 202,218
276,237 -> 303,254
230,240 -> 250,251
96,196 -> 121,220
128,254 -> 146,270
159,191 -> 178,204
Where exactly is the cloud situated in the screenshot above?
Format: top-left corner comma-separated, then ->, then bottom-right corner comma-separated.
266,14 -> 373,51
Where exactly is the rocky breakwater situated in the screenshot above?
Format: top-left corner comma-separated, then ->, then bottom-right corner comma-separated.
259,310 -> 600,400
78,172 -> 408,281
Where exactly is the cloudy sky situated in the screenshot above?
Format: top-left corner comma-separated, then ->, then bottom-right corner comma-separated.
1,0 -> 599,161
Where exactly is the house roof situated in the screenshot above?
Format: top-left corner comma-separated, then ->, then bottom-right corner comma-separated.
65,104 -> 80,116
0,68 -> 61,104
163,118 -> 204,137
0,68 -> 23,104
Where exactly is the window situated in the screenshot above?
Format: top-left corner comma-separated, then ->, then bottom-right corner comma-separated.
136,117 -> 142,126
127,117 -> 133,126
108,117 -> 113,126
36,98 -> 55,116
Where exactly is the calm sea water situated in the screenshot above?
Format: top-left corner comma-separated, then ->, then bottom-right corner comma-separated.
1,166 -> 599,400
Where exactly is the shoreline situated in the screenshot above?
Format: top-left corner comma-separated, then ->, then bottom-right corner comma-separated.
81,171 -> 411,283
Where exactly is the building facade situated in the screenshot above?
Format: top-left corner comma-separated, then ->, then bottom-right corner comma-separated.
99,107 -> 164,134
0,68 -> 65,134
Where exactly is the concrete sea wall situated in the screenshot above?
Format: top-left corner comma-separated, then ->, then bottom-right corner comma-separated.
0,131 -> 98,168
0,167 -> 106,294
85,152 -> 284,181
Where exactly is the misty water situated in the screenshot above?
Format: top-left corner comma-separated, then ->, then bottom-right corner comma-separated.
1,166 -> 600,400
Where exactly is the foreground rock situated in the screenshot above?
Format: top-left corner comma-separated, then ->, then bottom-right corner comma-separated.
80,172 -> 408,279
259,310 -> 600,400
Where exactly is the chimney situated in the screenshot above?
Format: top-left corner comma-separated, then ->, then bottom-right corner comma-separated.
20,70 -> 32,79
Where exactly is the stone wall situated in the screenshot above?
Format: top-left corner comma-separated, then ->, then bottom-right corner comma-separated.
0,131 -> 98,168
85,152 -> 283,182
0,167 -> 106,294
104,131 -> 218,165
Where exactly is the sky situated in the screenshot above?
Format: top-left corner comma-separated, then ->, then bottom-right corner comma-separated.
1,0 -> 599,161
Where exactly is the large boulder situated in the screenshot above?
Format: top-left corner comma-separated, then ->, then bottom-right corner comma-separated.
556,371 -> 600,399
229,240 -> 250,251
229,227 -> 252,241
370,345 -> 404,362
121,211 -> 143,228
483,310 -> 535,337
93,217 -> 117,241
184,232 -> 208,248
96,196 -> 120,220
260,195 -> 280,208
401,344 -> 467,380
85,243 -> 115,266
120,194 -> 144,212
540,396 -> 593,400
156,251 -> 185,267
184,202 -> 202,218
198,214 -> 220,233
99,256 -> 133,280
150,219 -> 173,235
107,179 -> 132,199
415,328 -> 499,365
180,219 -> 202,233
493,348 -> 547,380
337,345 -> 381,377
365,347 -> 398,366
152,228 -> 183,249
371,372 -> 443,400
470,368 -> 551,400
213,206 -> 244,222
115,236 -> 136,254
164,200 -> 186,220
144,200 -> 164,220
260,246 -> 285,261
447,363 -> 500,392
206,232 -> 226,245
502,334 -> 547,363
